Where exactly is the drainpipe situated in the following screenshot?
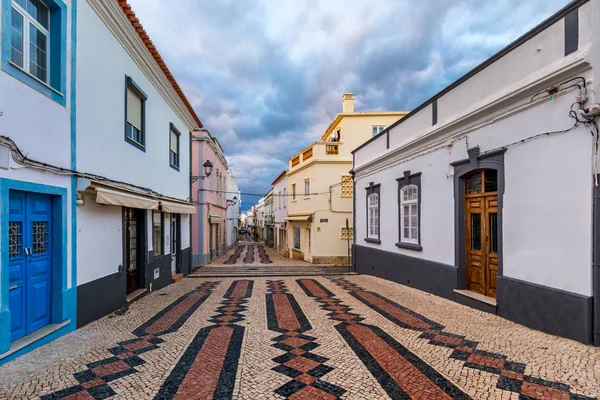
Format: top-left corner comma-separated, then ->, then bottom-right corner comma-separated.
593,175 -> 600,345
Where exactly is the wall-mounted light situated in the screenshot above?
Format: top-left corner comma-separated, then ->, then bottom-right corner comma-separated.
76,192 -> 85,206
191,160 -> 214,183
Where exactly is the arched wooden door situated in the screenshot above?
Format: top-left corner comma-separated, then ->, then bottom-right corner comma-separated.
464,169 -> 499,298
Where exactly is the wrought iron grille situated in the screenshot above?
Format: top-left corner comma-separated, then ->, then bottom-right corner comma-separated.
32,221 -> 49,254
9,222 -> 22,259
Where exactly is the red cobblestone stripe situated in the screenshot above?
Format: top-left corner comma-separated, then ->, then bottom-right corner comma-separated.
266,280 -> 345,399
41,281 -> 219,400
154,280 -> 254,399
297,279 -> 470,400
330,278 -> 596,400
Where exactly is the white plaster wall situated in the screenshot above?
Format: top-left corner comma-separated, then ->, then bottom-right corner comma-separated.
274,176 -> 288,224
76,1 -> 192,200
388,104 -> 432,149
356,94 -> 593,296
354,134 -> 387,168
77,197 -> 122,285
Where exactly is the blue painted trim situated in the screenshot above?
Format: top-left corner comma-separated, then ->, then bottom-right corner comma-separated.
0,179 -> 75,360
70,0 -> 77,292
1,0 -> 68,106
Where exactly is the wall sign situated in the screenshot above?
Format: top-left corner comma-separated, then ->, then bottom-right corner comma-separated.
320,219 -> 328,223
154,268 -> 160,280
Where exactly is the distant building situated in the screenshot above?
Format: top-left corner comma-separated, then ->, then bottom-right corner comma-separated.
226,169 -> 241,248
264,189 -> 275,246
352,0 -> 600,345
286,93 -> 407,263
192,130 -> 228,264
255,197 -> 265,241
272,171 -> 288,256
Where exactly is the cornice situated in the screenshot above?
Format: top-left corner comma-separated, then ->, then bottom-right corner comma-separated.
287,159 -> 352,176
87,0 -> 199,130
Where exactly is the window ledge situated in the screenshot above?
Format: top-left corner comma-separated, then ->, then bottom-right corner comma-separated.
304,197 -> 311,200
291,200 -> 297,203
395,242 -> 422,251
125,137 -> 146,152
170,164 -> 180,172
8,61 -> 64,97
365,238 -> 381,244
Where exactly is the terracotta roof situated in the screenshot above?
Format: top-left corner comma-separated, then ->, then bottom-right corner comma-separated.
118,0 -> 203,128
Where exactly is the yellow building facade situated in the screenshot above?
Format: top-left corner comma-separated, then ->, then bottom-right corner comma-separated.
286,94 -> 407,264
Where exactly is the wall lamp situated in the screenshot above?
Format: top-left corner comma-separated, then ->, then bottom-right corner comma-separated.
191,160 -> 214,183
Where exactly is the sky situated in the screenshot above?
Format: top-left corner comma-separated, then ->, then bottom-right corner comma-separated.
127,0 -> 571,212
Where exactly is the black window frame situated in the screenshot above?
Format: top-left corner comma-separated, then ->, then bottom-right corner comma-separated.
124,75 -> 147,151
364,182 -> 381,244
169,122 -> 181,171
396,171 -> 422,251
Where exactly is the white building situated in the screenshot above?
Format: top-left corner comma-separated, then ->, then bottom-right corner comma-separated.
272,170 -> 288,255
74,0 -> 199,327
255,197 -> 265,241
0,0 -> 76,362
226,169 -> 241,248
352,0 -> 599,345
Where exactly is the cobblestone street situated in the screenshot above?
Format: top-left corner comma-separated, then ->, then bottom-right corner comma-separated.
0,260 -> 598,399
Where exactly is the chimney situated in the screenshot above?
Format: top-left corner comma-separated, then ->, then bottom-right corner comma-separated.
342,93 -> 355,113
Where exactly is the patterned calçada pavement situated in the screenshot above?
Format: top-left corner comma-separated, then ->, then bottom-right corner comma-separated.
0,275 -> 597,399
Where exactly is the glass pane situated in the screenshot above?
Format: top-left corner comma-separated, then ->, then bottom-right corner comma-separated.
411,227 -> 418,239
32,221 -> 49,254
403,227 -> 409,238
9,222 -> 23,259
170,130 -> 178,152
470,213 -> 481,250
490,212 -> 498,253
27,0 -> 49,29
11,9 -> 24,67
14,0 -> 26,8
465,172 -> 482,194
29,24 -> 47,82
484,169 -> 498,193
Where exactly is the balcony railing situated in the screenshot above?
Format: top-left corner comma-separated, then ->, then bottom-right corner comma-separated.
289,142 -> 346,169
326,144 -> 339,155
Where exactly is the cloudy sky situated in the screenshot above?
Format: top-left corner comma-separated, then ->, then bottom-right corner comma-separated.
128,0 -> 570,211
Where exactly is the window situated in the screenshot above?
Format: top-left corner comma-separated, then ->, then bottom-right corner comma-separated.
365,183 -> 380,243
125,76 -> 147,150
368,194 -> 379,239
209,169 -> 213,188
3,0 -> 67,104
341,226 -> 353,240
304,179 -> 310,197
293,227 -> 301,249
169,123 -> 180,170
153,210 -> 162,256
341,175 -> 353,197
372,126 -> 385,137
397,171 -> 422,250
283,188 -> 287,208
400,186 -> 418,243
292,184 -> 296,200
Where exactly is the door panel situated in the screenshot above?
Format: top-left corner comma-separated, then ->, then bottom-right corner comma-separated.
465,197 -> 485,295
125,209 -> 140,295
485,197 -> 499,298
8,191 -> 52,341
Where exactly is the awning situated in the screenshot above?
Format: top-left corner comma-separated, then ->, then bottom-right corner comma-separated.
209,214 -> 221,224
285,215 -> 312,221
96,187 -> 159,210
160,200 -> 196,214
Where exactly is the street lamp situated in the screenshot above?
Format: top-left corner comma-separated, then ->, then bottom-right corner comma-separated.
191,160 -> 214,183
227,196 -> 238,208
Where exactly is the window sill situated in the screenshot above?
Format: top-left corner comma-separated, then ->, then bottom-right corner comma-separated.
8,61 -> 64,96
125,136 -> 146,152
395,242 -> 423,251
364,238 -> 381,244
304,197 -> 311,200
291,200 -> 297,203
170,163 -> 180,172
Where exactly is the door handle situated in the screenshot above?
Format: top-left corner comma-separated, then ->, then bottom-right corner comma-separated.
24,247 -> 30,256
9,285 -> 18,290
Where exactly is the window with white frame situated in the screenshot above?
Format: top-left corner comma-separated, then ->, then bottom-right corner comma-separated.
397,171 -> 422,250
293,227 -> 301,249
304,179 -> 310,197
292,184 -> 296,200
400,186 -> 418,243
169,124 -> 180,170
10,0 -> 49,82
367,193 -> 379,239
372,126 -> 385,137
283,188 -> 286,208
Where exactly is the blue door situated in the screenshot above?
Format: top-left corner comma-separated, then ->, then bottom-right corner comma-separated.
8,191 -> 52,342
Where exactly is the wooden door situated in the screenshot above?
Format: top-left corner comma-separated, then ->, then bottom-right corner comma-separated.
464,170 -> 499,298
125,208 -> 140,295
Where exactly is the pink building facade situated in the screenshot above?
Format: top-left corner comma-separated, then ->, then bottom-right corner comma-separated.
191,129 -> 228,264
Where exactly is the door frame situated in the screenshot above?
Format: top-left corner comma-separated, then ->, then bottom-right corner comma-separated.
122,208 -> 146,295
171,214 -> 180,273
0,178 -> 71,353
452,148 -> 505,290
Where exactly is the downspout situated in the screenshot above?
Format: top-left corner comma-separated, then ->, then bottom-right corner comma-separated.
188,131 -> 192,275
593,175 -> 600,345
351,153 -> 357,272
197,137 -> 204,265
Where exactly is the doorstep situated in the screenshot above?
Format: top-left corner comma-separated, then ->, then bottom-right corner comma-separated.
0,320 -> 71,361
454,289 -> 497,314
172,273 -> 184,283
126,288 -> 147,303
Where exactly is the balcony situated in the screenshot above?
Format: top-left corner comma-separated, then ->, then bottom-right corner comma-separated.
288,142 -> 350,171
